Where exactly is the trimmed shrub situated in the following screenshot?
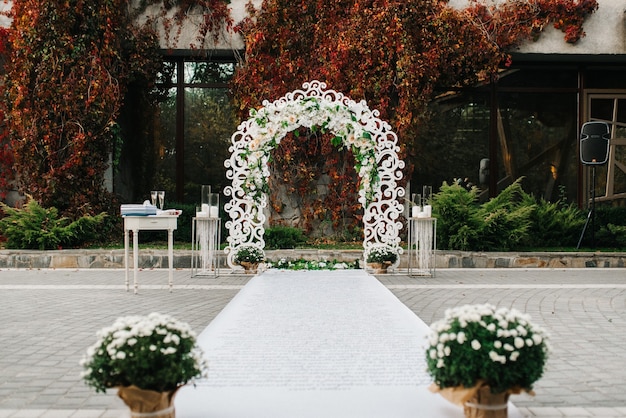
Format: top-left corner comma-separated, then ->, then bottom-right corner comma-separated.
265,226 -> 307,249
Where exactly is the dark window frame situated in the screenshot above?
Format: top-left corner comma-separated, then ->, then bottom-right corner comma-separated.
158,54 -> 237,201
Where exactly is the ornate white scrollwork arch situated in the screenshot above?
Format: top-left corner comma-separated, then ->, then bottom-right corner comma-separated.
224,80 -> 405,268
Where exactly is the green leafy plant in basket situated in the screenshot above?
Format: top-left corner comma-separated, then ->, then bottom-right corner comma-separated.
233,245 -> 265,273
426,303 -> 550,417
233,245 -> 265,263
365,246 -> 399,274
80,313 -> 208,417
365,246 -> 398,264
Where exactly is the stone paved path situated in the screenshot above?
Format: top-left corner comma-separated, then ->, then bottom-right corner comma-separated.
0,268 -> 624,417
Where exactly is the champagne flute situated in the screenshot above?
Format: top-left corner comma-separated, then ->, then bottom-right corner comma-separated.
158,191 -> 165,210
150,191 -> 157,207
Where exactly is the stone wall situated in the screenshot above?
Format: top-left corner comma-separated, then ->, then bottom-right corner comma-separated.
0,249 -> 623,270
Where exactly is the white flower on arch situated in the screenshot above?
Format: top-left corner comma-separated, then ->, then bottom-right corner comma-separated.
224,80 -> 405,268
241,96 -> 379,205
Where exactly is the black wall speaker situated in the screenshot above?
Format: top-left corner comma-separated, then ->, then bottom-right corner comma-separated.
580,121 -> 610,165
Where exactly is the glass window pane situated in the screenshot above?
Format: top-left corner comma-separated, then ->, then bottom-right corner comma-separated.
151,87 -> 178,197
590,98 -> 614,122
184,61 -> 235,84
498,93 -> 577,201
497,68 -> 577,89
183,87 -> 238,203
614,145 -> 626,196
586,70 -> 626,89
413,93 -> 490,193
616,99 -> 626,124
614,125 -> 626,139
158,61 -> 177,84
611,125 -> 626,198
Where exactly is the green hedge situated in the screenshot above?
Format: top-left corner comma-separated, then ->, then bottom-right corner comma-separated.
265,226 -> 307,249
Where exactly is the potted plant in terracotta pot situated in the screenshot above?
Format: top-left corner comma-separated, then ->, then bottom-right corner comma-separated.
365,246 -> 398,273
80,312 -> 209,418
426,303 -> 550,418
234,245 -> 265,273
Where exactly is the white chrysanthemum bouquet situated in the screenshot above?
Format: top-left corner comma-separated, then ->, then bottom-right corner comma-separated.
426,303 -> 550,395
81,312 -> 208,393
366,246 -> 399,264
233,245 -> 265,264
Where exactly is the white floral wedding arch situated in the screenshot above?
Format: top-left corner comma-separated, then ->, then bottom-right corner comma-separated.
224,80 -> 405,268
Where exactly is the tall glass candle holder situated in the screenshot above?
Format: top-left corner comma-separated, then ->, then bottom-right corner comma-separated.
422,185 -> 432,217
200,185 -> 219,218
201,185 -> 212,206
422,185 -> 432,204
209,192 -> 219,218
411,193 -> 422,218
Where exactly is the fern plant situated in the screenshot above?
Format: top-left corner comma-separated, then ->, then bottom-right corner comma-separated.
0,195 -> 107,250
527,199 -> 585,247
429,181 -> 481,250
431,178 -> 536,251
473,179 -> 535,251
475,205 -> 534,251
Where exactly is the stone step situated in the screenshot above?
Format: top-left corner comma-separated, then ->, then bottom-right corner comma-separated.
0,248 -> 623,269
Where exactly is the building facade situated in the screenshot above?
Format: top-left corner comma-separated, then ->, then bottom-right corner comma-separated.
124,0 -> 626,209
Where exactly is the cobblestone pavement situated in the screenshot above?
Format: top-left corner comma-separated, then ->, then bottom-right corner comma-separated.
0,268 -> 624,417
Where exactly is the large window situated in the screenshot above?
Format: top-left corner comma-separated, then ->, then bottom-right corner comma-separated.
496,92 -> 578,201
585,93 -> 626,204
412,93 -> 490,196
495,68 -> 579,201
419,67 -> 579,203
152,58 -> 238,204
126,60 -> 626,211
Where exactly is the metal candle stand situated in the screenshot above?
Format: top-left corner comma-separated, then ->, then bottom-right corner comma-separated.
192,186 -> 221,276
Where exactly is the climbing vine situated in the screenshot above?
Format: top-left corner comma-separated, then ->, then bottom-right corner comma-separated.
1,0 -> 233,216
464,0 -> 599,51
133,0 -> 233,50
0,0 -> 597,231
231,0 -> 598,234
3,1 -> 129,213
0,27 -> 13,201
269,130 -> 361,237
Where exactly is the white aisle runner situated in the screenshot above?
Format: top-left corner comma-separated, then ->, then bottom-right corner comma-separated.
176,270 -> 523,417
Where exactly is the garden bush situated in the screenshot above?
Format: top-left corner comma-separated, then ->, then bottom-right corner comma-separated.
431,179 -> 533,251
429,181 -> 481,250
0,196 -> 107,250
591,205 -> 626,248
473,180 -> 534,251
173,203 -> 195,243
265,225 -> 307,249
526,198 -> 585,247
431,178 -> 587,251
